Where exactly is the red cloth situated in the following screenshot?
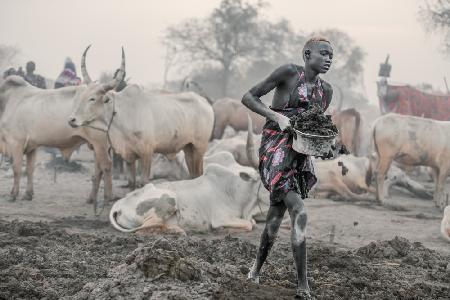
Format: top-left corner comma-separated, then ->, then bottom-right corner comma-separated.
379,85 -> 450,121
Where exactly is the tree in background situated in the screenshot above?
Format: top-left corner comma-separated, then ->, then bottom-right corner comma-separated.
419,0 -> 450,54
164,0 -> 367,107
165,0 -> 284,97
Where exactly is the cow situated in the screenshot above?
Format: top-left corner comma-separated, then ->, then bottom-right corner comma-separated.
212,97 -> 265,140
109,151 -> 269,234
331,108 -> 361,155
311,155 -> 374,201
372,113 -> 450,209
441,205 -> 450,242
0,74 -> 118,204
68,47 -> 214,188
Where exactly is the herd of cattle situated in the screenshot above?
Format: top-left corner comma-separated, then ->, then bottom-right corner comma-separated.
0,47 -> 449,242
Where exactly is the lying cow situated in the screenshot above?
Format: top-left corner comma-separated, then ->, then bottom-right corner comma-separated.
373,113 -> 450,209
109,151 -> 269,234
312,155 -> 374,200
313,153 -> 432,201
441,205 -> 450,242
68,47 -> 214,188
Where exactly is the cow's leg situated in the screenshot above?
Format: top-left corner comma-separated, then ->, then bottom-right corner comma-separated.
140,153 -> 152,186
183,144 -> 195,178
22,149 -> 37,201
191,145 -> 206,178
248,202 -> 286,284
183,144 -> 205,178
435,169 -> 449,209
212,218 -> 254,231
375,157 -> 393,205
92,146 -> 112,203
429,167 -> 437,183
100,157 -> 113,203
284,191 -> 311,299
212,120 -> 225,140
9,150 -> 23,202
87,160 -> 103,204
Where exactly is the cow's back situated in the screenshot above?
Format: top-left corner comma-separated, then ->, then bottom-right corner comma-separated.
114,88 -> 214,152
0,80 -> 88,150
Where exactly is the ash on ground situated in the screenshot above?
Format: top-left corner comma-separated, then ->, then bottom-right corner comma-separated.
1,220 -> 449,300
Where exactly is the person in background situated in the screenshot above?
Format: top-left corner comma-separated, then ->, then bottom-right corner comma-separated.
54,57 -> 81,89
24,61 -> 46,89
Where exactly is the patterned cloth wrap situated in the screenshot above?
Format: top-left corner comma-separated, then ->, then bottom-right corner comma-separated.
259,66 -> 328,205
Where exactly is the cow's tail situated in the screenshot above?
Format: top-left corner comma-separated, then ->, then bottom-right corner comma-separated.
109,209 -> 141,233
441,206 -> 450,242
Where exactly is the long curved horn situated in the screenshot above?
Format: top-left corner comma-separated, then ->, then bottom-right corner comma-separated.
246,113 -> 259,169
81,45 -> 92,84
103,47 -> 126,91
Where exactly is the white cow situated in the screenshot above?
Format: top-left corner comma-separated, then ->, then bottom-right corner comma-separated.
0,75 -> 114,203
109,151 -> 269,234
68,47 -> 214,188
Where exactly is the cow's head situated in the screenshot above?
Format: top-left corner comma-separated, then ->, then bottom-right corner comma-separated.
68,45 -> 125,130
110,184 -> 185,235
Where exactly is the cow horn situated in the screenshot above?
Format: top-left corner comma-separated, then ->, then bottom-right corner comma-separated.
103,47 -> 126,91
246,113 -> 259,169
81,45 -> 92,84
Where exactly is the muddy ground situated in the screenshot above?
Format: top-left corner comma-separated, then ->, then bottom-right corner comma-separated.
1,147 -> 450,299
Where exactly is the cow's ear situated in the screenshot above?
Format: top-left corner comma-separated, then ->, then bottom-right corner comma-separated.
239,172 -> 252,181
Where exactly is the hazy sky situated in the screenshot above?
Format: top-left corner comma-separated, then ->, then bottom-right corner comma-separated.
1,0 -> 449,103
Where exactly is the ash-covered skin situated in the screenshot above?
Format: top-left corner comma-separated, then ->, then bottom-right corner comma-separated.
242,37 -> 334,299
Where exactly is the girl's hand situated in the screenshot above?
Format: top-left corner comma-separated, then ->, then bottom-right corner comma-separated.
275,114 -> 291,131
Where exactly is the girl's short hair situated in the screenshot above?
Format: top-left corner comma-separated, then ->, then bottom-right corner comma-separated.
302,36 -> 331,59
